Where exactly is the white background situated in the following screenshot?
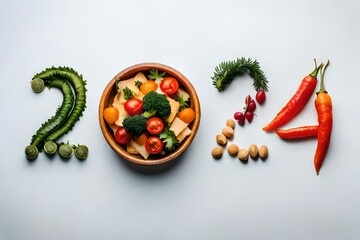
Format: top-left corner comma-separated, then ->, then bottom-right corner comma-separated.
1,0 -> 360,239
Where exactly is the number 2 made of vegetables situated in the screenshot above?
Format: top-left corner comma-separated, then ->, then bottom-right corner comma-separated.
24,66 -> 88,160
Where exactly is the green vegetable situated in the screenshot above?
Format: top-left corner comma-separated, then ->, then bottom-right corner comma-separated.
25,66 -> 88,160
31,78 -> 45,93
25,145 -> 38,160
174,88 -> 190,111
135,80 -> 142,89
29,78 -> 74,150
211,57 -> 268,92
75,144 -> 88,160
44,140 -> 57,155
159,126 -> 179,152
58,143 -> 74,159
142,91 -> 171,119
123,87 -> 134,100
147,69 -> 166,84
122,115 -> 147,136
33,66 -> 87,143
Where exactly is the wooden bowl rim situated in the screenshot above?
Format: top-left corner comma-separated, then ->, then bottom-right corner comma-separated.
99,62 -> 201,166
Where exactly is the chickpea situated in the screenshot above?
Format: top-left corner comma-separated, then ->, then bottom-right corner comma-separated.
211,146 -> 224,158
216,134 -> 227,145
227,144 -> 239,155
222,127 -> 234,138
249,144 -> 258,159
226,119 -> 235,129
237,148 -> 249,161
258,145 -> 269,159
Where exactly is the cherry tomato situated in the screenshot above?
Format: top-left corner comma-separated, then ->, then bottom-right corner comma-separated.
146,117 -> 164,135
124,98 -> 143,116
160,77 -> 179,95
255,90 -> 266,104
177,108 -> 195,124
145,136 -> 164,154
114,127 -> 132,144
103,106 -> 119,124
140,80 -> 158,95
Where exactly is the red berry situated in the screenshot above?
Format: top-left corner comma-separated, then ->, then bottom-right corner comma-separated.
255,90 -> 266,104
245,111 -> 254,123
245,95 -> 252,104
234,112 -> 245,125
234,111 -> 244,121
237,117 -> 245,125
247,100 -> 256,112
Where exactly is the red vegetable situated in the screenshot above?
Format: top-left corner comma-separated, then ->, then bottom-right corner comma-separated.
263,60 -> 322,131
275,125 -> 318,139
160,77 -> 179,95
145,136 -> 164,154
114,127 -> 132,144
124,98 -> 143,116
314,60 -> 332,175
146,117 -> 164,135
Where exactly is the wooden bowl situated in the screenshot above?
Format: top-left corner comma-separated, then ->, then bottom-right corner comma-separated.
99,62 -> 201,170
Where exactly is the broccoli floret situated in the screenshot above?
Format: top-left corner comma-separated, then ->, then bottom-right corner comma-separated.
122,115 -> 147,136
142,91 -> 171,118
159,126 -> 179,152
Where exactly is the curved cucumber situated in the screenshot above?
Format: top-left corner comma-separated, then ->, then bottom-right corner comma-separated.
32,66 -> 87,142
30,78 -> 74,149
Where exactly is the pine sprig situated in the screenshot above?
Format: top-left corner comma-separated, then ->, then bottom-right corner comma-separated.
211,57 -> 269,92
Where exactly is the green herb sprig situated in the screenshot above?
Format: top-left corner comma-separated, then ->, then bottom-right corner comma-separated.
123,87 -> 135,100
211,57 -> 268,92
148,69 -> 166,83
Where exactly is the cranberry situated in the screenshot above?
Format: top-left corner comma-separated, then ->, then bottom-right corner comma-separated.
245,111 -> 254,123
247,100 -> 256,112
245,95 -> 252,104
255,90 -> 266,104
234,111 -> 244,121
237,117 -> 245,125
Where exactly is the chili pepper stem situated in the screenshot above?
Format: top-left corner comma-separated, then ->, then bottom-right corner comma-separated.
317,60 -> 330,94
310,59 -> 323,78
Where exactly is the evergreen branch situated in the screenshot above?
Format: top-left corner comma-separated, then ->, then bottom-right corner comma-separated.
211,57 -> 269,92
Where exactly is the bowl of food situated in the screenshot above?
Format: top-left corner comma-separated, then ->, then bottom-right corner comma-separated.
99,62 -> 201,170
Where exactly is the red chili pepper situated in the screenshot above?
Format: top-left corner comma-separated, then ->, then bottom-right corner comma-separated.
314,60 -> 332,175
275,125 -> 318,139
263,60 -> 322,132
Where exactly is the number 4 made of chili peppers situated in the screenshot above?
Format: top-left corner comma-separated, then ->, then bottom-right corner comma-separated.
264,60 -> 333,175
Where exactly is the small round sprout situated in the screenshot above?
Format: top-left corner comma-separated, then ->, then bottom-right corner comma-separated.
44,141 -> 57,155
75,145 -> 88,160
25,145 -> 38,160
58,143 -> 73,159
31,78 -> 45,93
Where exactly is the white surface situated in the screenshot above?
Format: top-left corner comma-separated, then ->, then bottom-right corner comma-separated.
1,0 -> 360,239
